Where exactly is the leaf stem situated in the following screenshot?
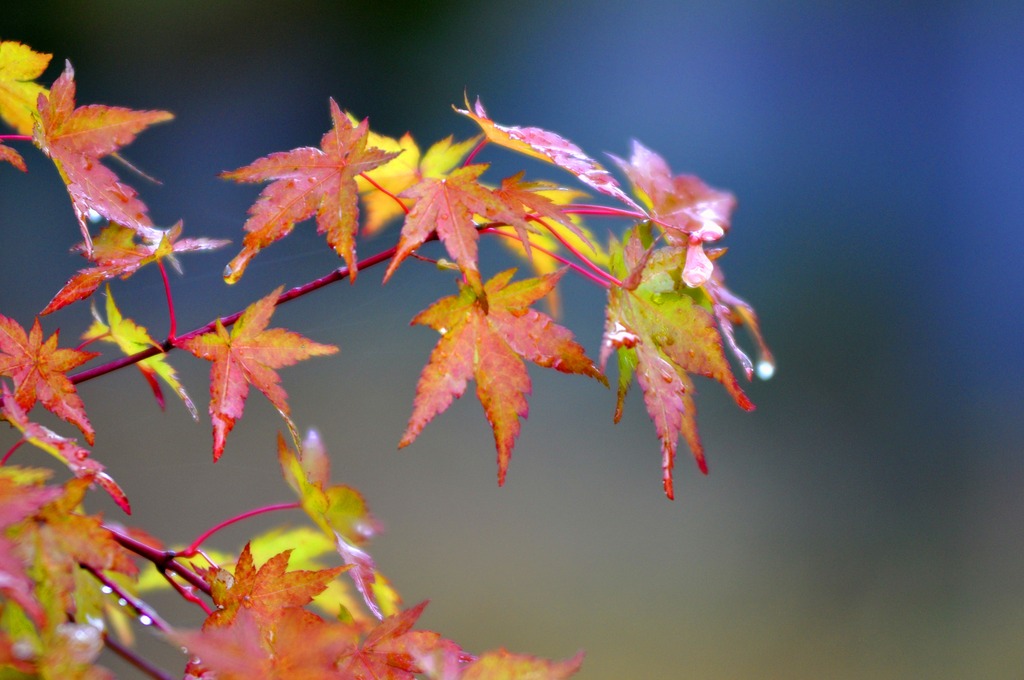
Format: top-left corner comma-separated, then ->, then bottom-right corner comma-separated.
0,134 -> 31,142
561,203 -> 647,220
480,228 -> 614,289
1,439 -> 25,465
358,172 -> 409,215
103,633 -> 175,680
464,138 -> 488,166
81,563 -> 171,632
157,260 -> 177,342
527,215 -> 623,287
177,501 -> 301,557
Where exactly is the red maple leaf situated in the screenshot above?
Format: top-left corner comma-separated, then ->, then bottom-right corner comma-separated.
0,314 -> 97,444
400,269 -> 607,485
174,286 -> 338,460
1,385 -> 130,513
220,102 -> 399,283
383,164 -> 532,291
42,221 -> 227,315
32,60 -> 173,251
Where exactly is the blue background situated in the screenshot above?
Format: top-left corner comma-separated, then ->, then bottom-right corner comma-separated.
3,2 -> 1023,677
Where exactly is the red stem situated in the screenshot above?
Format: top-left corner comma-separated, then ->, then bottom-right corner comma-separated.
358,172 -> 409,215
104,524 -> 212,597
157,260 -> 176,341
163,572 -> 213,615
526,215 -> 623,287
69,242 -> 413,385
480,228 -> 615,289
2,439 -> 24,465
562,203 -> 647,220
464,138 -> 488,166
0,134 -> 31,142
178,501 -> 301,557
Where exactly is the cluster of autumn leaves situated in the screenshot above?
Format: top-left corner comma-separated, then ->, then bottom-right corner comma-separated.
0,39 -> 770,678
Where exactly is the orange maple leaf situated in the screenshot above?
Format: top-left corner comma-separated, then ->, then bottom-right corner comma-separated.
0,40 -> 51,135
400,269 -> 607,485
42,221 -> 228,315
202,543 -> 345,631
383,164 -> 533,291
0,314 -> 97,444
175,287 -> 338,460
32,61 -> 173,252
221,102 -> 399,283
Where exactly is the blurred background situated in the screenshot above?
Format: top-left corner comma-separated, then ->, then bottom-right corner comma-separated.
2,2 -> 1023,678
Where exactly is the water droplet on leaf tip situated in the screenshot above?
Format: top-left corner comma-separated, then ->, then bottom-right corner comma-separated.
222,264 -> 233,278
756,359 -> 775,380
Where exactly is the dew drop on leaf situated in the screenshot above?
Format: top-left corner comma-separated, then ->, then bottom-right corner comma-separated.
756,359 -> 775,380
100,586 -> 113,594
139,615 -> 153,626
117,598 -> 128,607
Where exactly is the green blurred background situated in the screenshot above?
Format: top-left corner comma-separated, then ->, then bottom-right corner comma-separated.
2,2 -> 1023,678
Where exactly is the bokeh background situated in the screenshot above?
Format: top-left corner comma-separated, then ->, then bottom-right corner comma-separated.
3,2 -> 1023,678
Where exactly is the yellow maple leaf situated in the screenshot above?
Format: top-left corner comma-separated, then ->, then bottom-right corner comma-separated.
0,41 -> 51,134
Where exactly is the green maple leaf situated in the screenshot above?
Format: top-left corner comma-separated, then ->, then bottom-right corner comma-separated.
400,268 -> 607,485
221,102 -> 399,283
175,286 -> 338,460
81,285 -> 197,418
602,232 -> 753,499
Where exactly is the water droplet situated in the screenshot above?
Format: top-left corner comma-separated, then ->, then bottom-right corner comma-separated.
223,264 -> 233,278
438,327 -> 448,335
100,586 -> 113,595
138,615 -> 153,627
651,293 -> 664,305
756,359 -> 775,381
87,209 -> 103,224
117,598 -> 128,607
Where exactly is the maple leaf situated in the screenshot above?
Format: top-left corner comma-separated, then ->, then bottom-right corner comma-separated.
1,385 -> 130,513
221,102 -> 399,283
32,60 -> 174,251
0,314 -> 97,444
174,286 -> 338,460
0,40 -> 51,135
0,467 -> 60,625
400,269 -> 607,485
461,648 -> 584,679
334,601 -> 441,678
601,233 -> 753,499
383,164 -> 532,291
201,542 -> 345,631
42,221 -> 228,315
81,286 -> 197,418
609,140 -> 736,288
10,477 -> 137,626
348,118 -> 481,234
278,431 -> 391,621
457,96 -> 643,213
0,139 -> 26,171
